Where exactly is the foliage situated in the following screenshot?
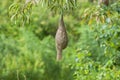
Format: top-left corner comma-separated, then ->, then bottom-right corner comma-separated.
74,1 -> 120,80
8,0 -> 77,24
40,0 -> 77,12
0,0 -> 120,80
0,27 -> 75,80
0,0 -> 76,80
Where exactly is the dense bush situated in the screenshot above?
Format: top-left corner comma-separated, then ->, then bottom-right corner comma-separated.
0,28 -> 75,80
74,1 -> 120,80
0,0 -> 120,80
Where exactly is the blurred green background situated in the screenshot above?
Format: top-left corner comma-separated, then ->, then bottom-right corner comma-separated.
0,0 -> 120,80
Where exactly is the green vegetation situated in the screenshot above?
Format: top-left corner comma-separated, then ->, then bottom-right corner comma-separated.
0,0 -> 120,80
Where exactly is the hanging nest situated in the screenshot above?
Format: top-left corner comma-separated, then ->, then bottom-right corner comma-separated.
55,14 -> 68,61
